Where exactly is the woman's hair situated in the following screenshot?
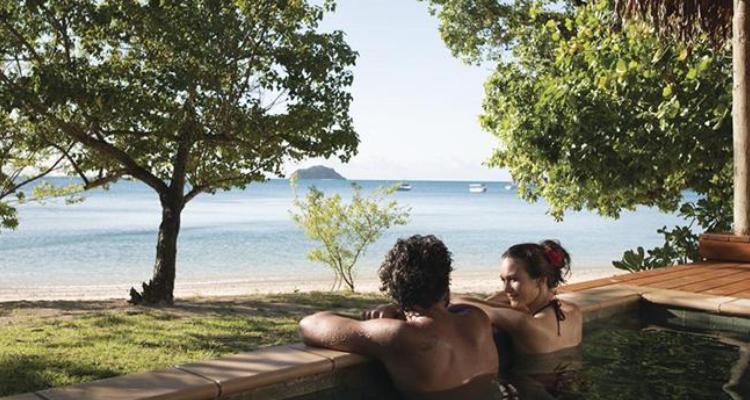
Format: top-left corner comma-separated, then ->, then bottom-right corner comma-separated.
502,240 -> 571,289
378,235 -> 453,311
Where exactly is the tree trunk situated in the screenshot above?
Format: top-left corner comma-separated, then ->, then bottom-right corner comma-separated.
734,0 -> 750,235
129,196 -> 182,305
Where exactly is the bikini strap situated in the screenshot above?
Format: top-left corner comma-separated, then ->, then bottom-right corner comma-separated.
532,298 -> 567,336
550,298 -> 566,336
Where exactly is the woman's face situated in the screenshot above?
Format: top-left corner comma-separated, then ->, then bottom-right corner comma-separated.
500,257 -> 544,308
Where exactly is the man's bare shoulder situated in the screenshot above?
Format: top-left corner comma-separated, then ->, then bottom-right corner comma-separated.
359,316 -> 412,345
448,303 -> 493,328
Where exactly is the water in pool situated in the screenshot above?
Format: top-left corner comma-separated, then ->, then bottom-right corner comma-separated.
503,314 -> 750,399
290,312 -> 750,399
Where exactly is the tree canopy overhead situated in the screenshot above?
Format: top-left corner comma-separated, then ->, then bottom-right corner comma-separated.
428,0 -> 732,219
0,0 -> 359,304
424,0 -> 583,63
427,0 -> 733,267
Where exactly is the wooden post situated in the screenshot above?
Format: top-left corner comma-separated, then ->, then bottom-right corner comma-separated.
734,0 -> 750,235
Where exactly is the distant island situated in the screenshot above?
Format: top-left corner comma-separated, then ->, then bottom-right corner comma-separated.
291,165 -> 346,180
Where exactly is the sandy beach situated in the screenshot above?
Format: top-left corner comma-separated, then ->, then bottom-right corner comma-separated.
0,267 -> 621,303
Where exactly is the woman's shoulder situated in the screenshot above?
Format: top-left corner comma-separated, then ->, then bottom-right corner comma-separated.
559,299 -> 582,319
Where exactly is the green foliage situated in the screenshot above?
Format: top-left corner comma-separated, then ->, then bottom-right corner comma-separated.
291,183 -> 410,292
613,189 -> 732,272
480,1 -> 731,220
0,0 -> 358,194
0,112 -> 83,232
0,0 -> 358,299
423,0 -> 579,64
428,0 -> 734,271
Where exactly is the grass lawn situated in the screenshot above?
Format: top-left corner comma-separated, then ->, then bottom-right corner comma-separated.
0,292 -> 387,397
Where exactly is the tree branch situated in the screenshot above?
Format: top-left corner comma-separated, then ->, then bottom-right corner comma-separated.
82,172 -> 124,190
184,173 -> 256,204
0,18 -> 45,65
1,147 -> 68,199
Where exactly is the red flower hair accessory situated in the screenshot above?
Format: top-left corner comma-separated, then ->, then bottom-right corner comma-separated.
544,247 -> 564,269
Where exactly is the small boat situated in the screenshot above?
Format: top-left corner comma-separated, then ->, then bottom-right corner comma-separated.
469,184 -> 487,193
397,183 -> 412,191
504,183 -> 516,191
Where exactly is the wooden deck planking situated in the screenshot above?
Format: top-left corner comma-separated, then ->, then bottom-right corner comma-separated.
646,265 -> 743,289
561,262 -> 750,299
558,263 -> 728,293
608,263 -> 711,283
701,278 -> 750,296
622,266 -> 716,286
677,269 -> 750,292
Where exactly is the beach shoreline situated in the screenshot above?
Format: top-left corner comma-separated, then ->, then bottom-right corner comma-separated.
0,267 -> 621,303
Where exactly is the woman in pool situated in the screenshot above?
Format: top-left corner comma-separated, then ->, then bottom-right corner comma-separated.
454,240 -> 582,354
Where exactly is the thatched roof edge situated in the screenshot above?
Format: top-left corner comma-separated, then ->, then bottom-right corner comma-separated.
614,0 -> 733,45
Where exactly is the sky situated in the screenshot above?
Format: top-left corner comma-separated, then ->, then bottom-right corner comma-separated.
285,0 -> 511,182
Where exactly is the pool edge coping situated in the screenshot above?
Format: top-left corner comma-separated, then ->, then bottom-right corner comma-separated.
4,285 -> 750,400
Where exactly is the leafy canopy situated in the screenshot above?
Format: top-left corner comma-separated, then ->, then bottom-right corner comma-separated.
483,0 -> 731,219
291,183 -> 410,292
427,0 -> 733,269
0,0 -> 359,203
1,112 -> 83,232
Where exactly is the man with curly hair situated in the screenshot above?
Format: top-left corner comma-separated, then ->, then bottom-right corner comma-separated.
299,235 -> 504,399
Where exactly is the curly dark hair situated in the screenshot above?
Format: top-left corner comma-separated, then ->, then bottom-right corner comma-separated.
502,240 -> 571,289
378,235 -> 453,311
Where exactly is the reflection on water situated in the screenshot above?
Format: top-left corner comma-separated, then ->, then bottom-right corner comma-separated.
501,315 -> 750,399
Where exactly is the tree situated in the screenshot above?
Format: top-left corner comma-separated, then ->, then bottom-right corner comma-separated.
291,183 -> 410,292
0,112 -> 86,232
423,0 -> 582,64
0,0 -> 358,304
426,0 -> 733,269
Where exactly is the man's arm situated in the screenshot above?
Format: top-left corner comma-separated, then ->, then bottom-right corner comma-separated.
298,311 -> 402,357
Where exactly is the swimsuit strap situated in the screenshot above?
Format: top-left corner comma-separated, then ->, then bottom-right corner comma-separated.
532,297 -> 567,336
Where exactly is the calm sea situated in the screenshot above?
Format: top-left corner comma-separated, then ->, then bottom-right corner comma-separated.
0,178 -> 693,288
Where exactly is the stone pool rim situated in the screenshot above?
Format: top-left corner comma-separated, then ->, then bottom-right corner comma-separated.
4,284 -> 750,400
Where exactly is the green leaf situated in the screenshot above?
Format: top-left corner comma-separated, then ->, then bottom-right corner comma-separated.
662,85 -> 673,97
677,48 -> 689,61
291,184 -> 410,292
616,59 -> 628,74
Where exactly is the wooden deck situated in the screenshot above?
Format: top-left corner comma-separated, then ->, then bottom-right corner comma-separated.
560,261 -> 750,299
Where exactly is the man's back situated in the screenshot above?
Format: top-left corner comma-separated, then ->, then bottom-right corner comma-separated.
378,306 -> 498,393
299,234 -> 503,399
298,304 -> 498,395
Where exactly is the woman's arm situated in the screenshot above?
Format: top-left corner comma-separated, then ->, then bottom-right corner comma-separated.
451,296 -> 530,333
452,294 -> 513,309
484,292 -> 511,304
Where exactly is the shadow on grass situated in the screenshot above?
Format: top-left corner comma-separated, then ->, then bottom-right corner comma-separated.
0,291 -> 388,397
170,292 -> 387,318
0,292 -> 387,325
0,299 -> 128,313
0,354 -> 119,396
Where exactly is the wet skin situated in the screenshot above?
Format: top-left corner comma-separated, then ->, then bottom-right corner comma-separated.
453,257 -> 582,354
298,296 -> 499,394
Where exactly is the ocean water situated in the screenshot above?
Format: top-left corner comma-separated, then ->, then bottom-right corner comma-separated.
0,179 -> 692,289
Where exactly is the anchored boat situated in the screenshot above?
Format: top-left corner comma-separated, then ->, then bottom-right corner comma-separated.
469,184 -> 487,193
